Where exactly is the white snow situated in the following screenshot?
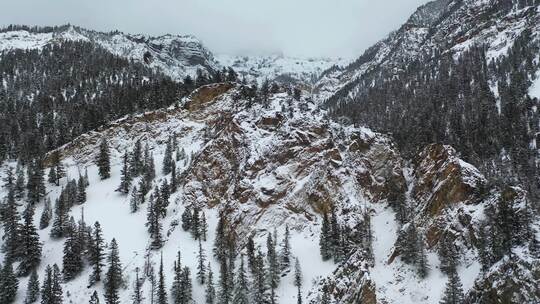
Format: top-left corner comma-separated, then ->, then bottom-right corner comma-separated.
369,204 -> 480,304
530,75 -> 540,99
216,54 -> 349,85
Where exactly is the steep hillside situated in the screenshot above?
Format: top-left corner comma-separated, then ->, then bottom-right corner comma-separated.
319,0 -> 540,203
316,0 -> 540,101
1,1 -> 540,304
0,81 -> 538,304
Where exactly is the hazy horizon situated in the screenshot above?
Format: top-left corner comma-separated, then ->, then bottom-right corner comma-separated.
2,0 -> 430,58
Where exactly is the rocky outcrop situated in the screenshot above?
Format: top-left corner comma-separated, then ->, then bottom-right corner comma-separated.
411,144 -> 487,217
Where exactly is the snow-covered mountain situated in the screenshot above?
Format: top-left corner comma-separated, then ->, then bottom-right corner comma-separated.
215,54 -> 348,85
1,1 -> 540,304
315,0 -> 540,101
0,25 -> 345,86
0,25 -> 219,80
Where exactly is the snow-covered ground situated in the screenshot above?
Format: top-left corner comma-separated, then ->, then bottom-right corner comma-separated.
369,204 -> 480,304
530,75 -> 540,99
0,146 -> 336,303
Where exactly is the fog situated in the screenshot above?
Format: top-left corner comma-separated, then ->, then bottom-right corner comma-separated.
2,0 -> 430,58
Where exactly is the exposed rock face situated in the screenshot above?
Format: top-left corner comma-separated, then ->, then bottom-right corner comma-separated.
44,82 -> 540,304
467,259 -> 540,304
411,144 -> 487,217
49,82 -> 404,230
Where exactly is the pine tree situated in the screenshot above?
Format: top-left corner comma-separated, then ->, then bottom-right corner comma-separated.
104,239 -> 122,304
160,180 -> 170,214
143,148 -> 155,186
27,159 -> 46,204
294,258 -> 303,304
17,204 -> 42,276
14,164 -> 26,200
200,212 -> 208,241
252,250 -> 269,304
39,198 -> 52,229
163,138 -> 173,175
438,235 -> 458,275
48,151 -> 65,186
157,254 -> 168,304
39,264 -> 62,304
3,167 -> 14,189
84,168 -> 90,187
88,222 -> 105,286
267,232 -> 280,300
171,251 -> 182,304
148,265 -> 157,304
205,264 -> 216,304
197,239 -> 206,284
529,232 -> 540,258
51,264 -> 63,304
40,265 -> 53,304
130,139 -> 143,177
181,206 -> 192,232
47,167 -> 57,186
117,151 -> 131,194
400,222 -> 418,264
146,196 -> 163,250
50,196 -> 68,238
439,269 -> 465,304
89,291 -> 100,304
76,213 -> 90,261
55,159 -> 65,187
130,186 -> 140,213
97,139 -> 111,180
246,235 -> 256,272
360,210 -> 374,264
226,240 -> 236,299
63,229 -> 83,280
213,213 -> 227,262
330,208 -> 342,263
191,207 -> 200,240
280,225 -> 291,271
138,179 -> 147,204
319,212 -> 332,261
77,174 -> 87,204
232,255 -> 249,304
2,188 -> 20,264
416,231 -> 429,279
172,263 -> 193,304
170,161 -> 177,193
218,256 -> 231,304
24,269 -> 40,304
180,267 -> 193,304
0,263 -> 19,303
132,267 -> 143,304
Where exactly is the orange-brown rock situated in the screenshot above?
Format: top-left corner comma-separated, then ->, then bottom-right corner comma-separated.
412,144 -> 486,217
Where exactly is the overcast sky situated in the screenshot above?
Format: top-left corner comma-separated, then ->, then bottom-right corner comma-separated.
2,0 -> 430,58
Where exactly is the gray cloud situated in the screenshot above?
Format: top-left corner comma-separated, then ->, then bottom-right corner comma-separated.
1,0 -> 430,58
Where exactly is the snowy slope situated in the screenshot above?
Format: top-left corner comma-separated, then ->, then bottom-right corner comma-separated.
0,77 -> 538,303
0,82 -> 369,303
